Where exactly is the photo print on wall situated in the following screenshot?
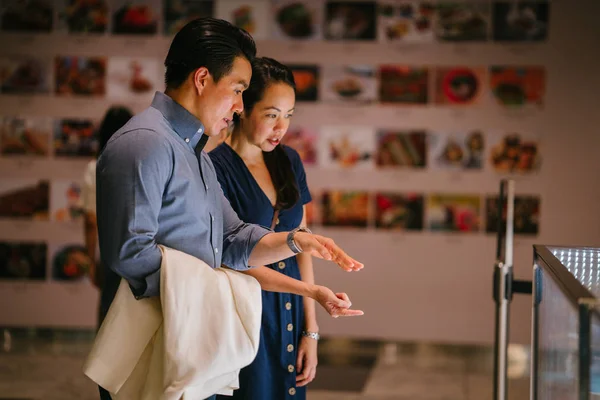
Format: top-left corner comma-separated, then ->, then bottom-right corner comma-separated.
377,1 -> 436,43
375,130 -> 427,169
379,65 -> 429,104
110,0 -> 160,35
55,56 -> 107,96
427,193 -> 481,233
272,0 -> 324,41
163,0 -> 213,35
0,116 -> 52,157
434,67 -> 486,106
0,180 -> 50,220
324,1 -> 378,40
0,0 -> 54,33
57,0 -> 109,34
492,1 -> 549,42
488,132 -> 541,174
319,125 -> 376,169
322,190 -> 370,228
281,125 -> 318,166
428,130 -> 485,170
485,194 -> 540,235
0,242 -> 47,281
489,66 -> 545,109
321,65 -> 378,104
0,55 -> 52,95
434,1 -> 490,42
375,192 -> 424,231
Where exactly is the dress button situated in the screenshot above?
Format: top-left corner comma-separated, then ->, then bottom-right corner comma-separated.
287,364 -> 294,373
289,388 -> 296,395
285,302 -> 292,310
185,138 -> 190,143
278,261 -> 285,270
287,323 -> 293,331
287,344 -> 294,352
276,218 -> 280,225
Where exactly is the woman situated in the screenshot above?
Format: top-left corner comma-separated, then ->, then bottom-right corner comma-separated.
209,57 -> 321,399
82,105 -> 133,326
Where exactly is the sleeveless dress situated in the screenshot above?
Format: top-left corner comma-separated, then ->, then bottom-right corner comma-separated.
209,143 -> 312,400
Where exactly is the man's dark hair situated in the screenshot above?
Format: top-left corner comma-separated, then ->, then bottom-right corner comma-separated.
164,18 -> 257,90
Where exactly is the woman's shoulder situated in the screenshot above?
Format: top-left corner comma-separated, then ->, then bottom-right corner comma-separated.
208,142 -> 235,167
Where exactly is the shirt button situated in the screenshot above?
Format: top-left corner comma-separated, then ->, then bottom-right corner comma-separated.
205,185 -> 208,190
287,364 -> 294,373
285,302 -> 292,310
185,138 -> 190,143
214,248 -> 219,254
287,344 -> 294,352
287,323 -> 293,331
211,215 -> 215,222
278,261 -> 285,270
289,388 -> 296,396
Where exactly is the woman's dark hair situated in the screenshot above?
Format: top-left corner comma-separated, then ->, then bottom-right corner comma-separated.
97,106 -> 133,156
233,57 -> 299,211
164,17 -> 256,89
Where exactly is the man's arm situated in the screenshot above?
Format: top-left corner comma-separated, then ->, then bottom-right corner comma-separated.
218,188 -> 363,273
96,129 -> 171,298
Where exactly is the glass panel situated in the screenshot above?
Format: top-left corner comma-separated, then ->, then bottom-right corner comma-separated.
537,266 -> 579,400
549,247 -> 600,296
592,311 -> 600,397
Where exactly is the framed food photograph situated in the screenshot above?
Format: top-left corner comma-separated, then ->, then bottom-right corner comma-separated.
0,116 -> 52,156
272,0 -> 323,41
427,193 -> 481,233
0,242 -> 47,281
321,190 -> 370,228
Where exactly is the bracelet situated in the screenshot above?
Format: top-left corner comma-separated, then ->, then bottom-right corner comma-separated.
301,331 -> 320,341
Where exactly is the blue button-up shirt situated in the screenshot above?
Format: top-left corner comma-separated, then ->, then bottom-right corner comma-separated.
96,91 -> 270,308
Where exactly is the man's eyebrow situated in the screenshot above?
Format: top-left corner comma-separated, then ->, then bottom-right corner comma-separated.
237,80 -> 249,89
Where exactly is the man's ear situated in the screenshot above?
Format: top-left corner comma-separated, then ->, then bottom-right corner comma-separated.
192,67 -> 210,96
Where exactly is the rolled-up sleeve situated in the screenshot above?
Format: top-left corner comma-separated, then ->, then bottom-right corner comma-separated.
96,129 -> 172,298
219,188 -> 271,270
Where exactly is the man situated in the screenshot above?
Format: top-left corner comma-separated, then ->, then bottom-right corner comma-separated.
96,18 -> 364,400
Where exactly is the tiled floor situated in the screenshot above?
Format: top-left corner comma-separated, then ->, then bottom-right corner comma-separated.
0,328 -> 530,400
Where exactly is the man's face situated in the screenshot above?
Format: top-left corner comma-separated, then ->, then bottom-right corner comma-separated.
197,56 -> 251,137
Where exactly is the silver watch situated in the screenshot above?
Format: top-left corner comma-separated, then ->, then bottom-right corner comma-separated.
287,227 -> 312,254
302,331 -> 320,341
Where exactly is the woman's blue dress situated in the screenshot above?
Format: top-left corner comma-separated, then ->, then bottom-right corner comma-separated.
209,143 -> 312,400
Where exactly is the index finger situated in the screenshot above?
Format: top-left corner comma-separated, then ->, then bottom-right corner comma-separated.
337,308 -> 364,317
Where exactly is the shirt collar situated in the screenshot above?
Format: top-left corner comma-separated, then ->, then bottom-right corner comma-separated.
151,91 -> 206,150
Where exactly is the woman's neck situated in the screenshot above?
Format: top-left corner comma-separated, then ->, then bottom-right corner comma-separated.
227,127 -> 263,165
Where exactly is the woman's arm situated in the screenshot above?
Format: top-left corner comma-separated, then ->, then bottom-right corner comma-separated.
297,206 -> 318,332
84,211 -> 99,288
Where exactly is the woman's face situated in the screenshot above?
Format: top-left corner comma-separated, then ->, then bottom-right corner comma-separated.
242,82 -> 295,152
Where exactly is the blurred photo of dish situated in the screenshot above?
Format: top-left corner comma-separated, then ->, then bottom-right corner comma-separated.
0,242 -> 47,280
0,56 -> 51,94
0,180 -> 50,220
1,0 -> 53,33
288,65 -> 319,101
435,67 -> 484,105
59,0 -> 109,33
378,1 -> 435,42
435,2 -> 489,41
273,0 -> 321,39
0,117 -> 51,156
489,133 -> 541,174
52,244 -> 92,281
322,65 -> 377,103
325,1 -> 377,40
163,0 -> 213,35
112,0 -> 159,35
490,66 -> 545,108
493,1 -> 549,42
